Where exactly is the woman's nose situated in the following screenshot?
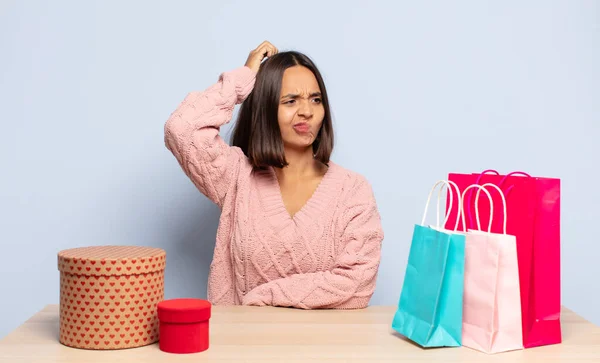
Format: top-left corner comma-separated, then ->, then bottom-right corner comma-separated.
298,100 -> 313,117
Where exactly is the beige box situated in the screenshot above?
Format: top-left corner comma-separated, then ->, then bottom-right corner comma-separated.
57,246 -> 166,350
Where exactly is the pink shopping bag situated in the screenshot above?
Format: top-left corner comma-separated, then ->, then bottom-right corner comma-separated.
445,170 -> 561,348
459,183 -> 523,354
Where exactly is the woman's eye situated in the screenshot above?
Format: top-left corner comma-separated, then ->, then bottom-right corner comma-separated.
283,98 -> 321,105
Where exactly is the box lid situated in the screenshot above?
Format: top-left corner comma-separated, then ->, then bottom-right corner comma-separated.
157,298 -> 212,323
57,245 -> 166,276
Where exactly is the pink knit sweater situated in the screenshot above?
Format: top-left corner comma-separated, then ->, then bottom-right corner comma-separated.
164,66 -> 384,309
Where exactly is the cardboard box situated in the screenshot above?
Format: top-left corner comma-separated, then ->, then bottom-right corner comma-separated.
57,245 -> 166,350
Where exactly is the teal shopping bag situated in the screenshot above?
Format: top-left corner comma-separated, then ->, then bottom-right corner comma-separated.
392,180 -> 466,347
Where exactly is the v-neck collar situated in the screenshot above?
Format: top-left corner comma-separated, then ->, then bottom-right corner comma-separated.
255,161 -> 341,233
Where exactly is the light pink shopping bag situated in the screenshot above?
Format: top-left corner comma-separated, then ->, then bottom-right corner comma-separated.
460,183 -> 523,354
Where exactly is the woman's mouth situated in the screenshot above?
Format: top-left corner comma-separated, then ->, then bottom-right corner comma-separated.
293,122 -> 310,133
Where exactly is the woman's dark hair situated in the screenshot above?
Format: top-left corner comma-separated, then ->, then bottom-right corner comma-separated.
231,51 -> 334,169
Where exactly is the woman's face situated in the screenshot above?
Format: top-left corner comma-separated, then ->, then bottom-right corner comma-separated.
277,65 -> 325,151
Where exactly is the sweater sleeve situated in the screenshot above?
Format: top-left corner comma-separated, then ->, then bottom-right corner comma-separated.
164,66 -> 256,207
241,178 -> 385,309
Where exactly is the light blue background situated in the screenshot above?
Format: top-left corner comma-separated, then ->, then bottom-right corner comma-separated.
1,0 -> 598,338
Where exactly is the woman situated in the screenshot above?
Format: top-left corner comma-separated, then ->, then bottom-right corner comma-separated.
164,41 -> 384,309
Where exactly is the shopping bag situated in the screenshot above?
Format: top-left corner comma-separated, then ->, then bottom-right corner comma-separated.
459,183 -> 523,354
444,170 -> 561,348
392,180 -> 466,347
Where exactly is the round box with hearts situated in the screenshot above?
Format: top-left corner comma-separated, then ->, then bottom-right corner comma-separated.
57,245 -> 166,350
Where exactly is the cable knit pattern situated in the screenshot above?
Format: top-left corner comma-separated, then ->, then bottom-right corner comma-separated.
164,66 -> 384,309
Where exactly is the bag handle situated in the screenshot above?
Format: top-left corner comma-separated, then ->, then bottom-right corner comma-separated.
438,180 -> 463,231
476,169 -> 500,179
476,183 -> 508,234
422,180 -> 462,231
460,184 -> 493,232
466,170 -> 499,227
499,171 -> 532,196
466,170 -> 531,226
498,171 -> 531,185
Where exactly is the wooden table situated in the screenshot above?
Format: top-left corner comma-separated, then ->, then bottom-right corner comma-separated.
1,305 -> 599,362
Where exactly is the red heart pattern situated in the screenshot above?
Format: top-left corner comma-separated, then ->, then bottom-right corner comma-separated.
57,246 -> 166,350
